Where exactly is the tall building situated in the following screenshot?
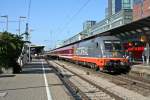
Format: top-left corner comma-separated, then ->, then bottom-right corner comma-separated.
83,21 -> 96,30
114,0 -> 122,13
133,0 -> 150,21
108,0 -> 112,16
87,9 -> 133,36
108,0 -> 133,16
105,8 -> 109,18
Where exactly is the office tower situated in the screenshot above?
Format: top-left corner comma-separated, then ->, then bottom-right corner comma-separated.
108,0 -> 133,16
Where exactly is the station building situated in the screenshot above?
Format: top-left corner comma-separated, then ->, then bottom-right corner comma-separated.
123,0 -> 150,60
63,32 -> 88,46
86,9 -> 132,36
133,0 -> 150,21
88,0 -> 133,36
30,45 -> 45,55
56,0 -> 150,63
61,0 -> 133,46
55,0 -> 150,63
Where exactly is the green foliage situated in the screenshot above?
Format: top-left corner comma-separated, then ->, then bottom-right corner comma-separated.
0,32 -> 24,73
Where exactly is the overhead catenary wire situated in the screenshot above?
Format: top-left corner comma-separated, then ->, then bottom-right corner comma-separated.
27,0 -> 32,22
59,0 -> 91,35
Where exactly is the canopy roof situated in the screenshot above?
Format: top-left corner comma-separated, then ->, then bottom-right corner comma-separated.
53,16 -> 150,50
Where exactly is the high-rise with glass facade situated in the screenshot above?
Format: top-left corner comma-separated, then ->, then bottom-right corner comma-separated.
108,0 -> 133,16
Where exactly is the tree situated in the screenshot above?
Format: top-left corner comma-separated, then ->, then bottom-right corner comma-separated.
0,32 -> 24,73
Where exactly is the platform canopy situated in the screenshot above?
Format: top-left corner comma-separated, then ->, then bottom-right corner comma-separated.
80,16 -> 150,44
102,16 -> 150,42
53,16 -> 150,50
30,45 -> 45,48
30,45 -> 45,55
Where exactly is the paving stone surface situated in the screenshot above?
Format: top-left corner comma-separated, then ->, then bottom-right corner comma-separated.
0,59 -> 71,100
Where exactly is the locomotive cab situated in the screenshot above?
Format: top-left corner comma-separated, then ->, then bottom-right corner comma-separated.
102,40 -> 130,73
103,40 -> 122,58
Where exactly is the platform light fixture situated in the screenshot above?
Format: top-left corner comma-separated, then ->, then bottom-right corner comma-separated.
136,29 -> 142,33
115,34 -> 120,37
125,32 -> 130,36
143,27 -> 150,31
120,33 -> 126,37
130,31 -> 136,34
1,15 -> 8,31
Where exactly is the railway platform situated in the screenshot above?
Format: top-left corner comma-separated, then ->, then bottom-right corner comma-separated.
130,64 -> 150,80
0,59 -> 72,100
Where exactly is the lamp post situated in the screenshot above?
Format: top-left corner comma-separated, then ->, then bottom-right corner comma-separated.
28,29 -> 34,62
19,16 -> 26,35
1,15 -> 8,31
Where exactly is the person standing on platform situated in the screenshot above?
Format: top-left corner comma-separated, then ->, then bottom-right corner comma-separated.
142,47 -> 146,64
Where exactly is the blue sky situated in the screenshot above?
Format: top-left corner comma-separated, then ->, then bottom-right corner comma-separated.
0,0 -> 107,50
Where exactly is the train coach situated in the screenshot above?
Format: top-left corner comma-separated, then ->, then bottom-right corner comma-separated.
49,35 -> 130,73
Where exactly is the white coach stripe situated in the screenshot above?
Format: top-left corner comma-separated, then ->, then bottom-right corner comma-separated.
42,61 -> 53,100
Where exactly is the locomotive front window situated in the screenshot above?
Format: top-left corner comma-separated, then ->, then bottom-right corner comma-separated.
113,41 -> 121,50
104,40 -> 121,51
104,41 -> 113,50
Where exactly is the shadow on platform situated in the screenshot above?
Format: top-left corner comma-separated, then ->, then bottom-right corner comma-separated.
20,63 -> 55,74
0,74 -> 16,78
0,83 -> 63,92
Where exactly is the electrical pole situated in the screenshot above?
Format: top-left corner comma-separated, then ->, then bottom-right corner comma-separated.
25,23 -> 29,41
24,23 -> 31,62
18,16 -> 26,35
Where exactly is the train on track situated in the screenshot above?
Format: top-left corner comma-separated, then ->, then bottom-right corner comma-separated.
48,35 -> 130,73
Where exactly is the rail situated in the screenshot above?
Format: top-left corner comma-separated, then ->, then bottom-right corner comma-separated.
51,60 -> 123,100
46,60 -> 89,100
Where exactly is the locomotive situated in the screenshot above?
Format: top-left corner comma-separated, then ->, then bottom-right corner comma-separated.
49,35 -> 130,73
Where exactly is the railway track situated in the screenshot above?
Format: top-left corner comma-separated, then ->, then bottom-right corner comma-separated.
46,59 -> 123,100
97,72 -> 150,97
56,60 -> 150,97
46,60 -> 87,100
